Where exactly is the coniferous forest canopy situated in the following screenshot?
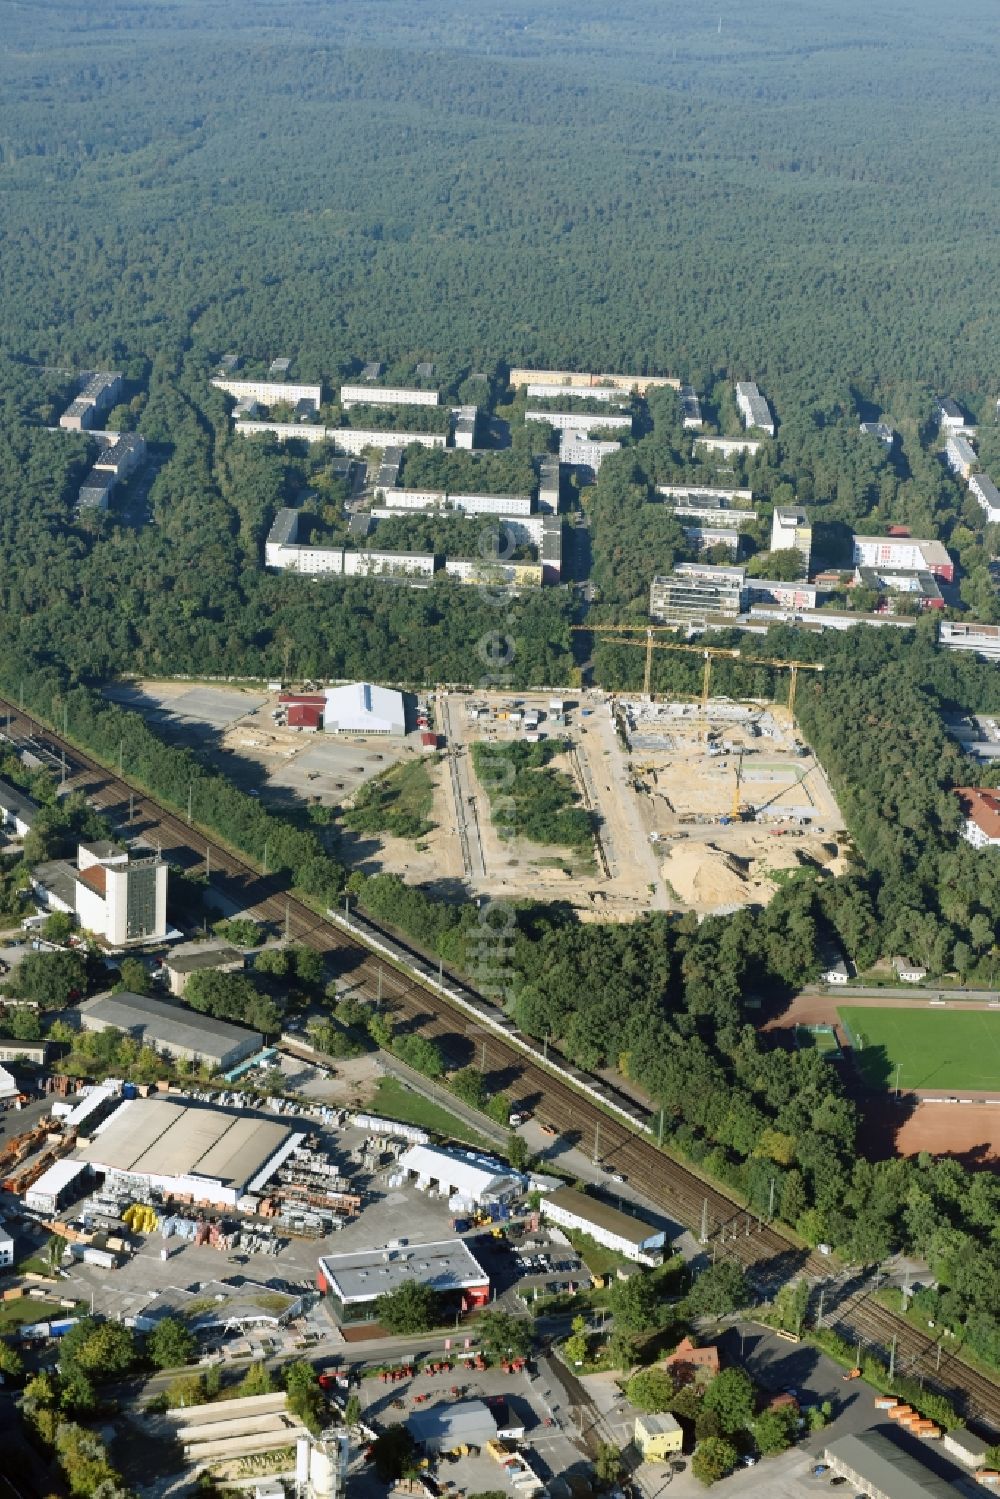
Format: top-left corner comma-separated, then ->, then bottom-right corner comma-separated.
5,0 -> 1000,1370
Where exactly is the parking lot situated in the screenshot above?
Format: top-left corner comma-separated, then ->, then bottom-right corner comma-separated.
102,678 -> 431,810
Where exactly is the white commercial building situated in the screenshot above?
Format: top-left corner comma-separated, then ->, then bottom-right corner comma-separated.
340,385 -> 439,408
323,682 -> 406,736
74,843 -> 167,946
735,381 -> 775,436
0,1221 -> 12,1268
0,779 -> 39,837
0,1063 -> 18,1104
31,841 -> 168,946
398,1144 -> 526,1212
25,1158 -> 92,1217
540,1185 -> 666,1265
212,378 -> 323,411
75,1096 -> 303,1209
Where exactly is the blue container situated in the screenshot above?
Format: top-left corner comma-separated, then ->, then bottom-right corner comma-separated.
123,1082 -> 138,1100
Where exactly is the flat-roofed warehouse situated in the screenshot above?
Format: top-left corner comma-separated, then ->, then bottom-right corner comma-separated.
540,1184 -> 666,1265
77,990 -> 261,1069
76,1097 -> 303,1207
824,1432 -> 965,1499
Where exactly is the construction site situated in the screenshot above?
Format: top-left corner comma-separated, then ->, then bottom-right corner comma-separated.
620,695 -> 847,915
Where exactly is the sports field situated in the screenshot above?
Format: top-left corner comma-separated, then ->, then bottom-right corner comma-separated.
839,1007 -> 1000,1092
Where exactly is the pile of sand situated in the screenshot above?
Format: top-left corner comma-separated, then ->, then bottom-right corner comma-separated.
662,843 -> 753,908
750,844 -> 804,880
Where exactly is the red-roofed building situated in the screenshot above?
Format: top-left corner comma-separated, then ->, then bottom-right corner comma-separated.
78,864 -> 107,896
956,787 -> 1000,849
287,702 -> 324,730
279,692 -> 326,706
664,1336 -> 720,1381
420,731 -> 439,752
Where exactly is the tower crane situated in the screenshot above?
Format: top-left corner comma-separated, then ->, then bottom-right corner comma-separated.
571,624 -> 824,714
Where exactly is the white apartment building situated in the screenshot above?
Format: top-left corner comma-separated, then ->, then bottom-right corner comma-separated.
969,473 -> 1000,523
935,397 -> 970,433
679,385 -> 703,429
944,433 -> 977,479
537,458 -> 561,514
770,507 -> 812,571
340,385 -> 439,408
212,377 -> 322,410
694,435 -> 762,457
938,621 -> 1000,662
559,431 -> 621,474
525,409 -> 633,433
852,534 -> 954,581
526,383 -> 626,403
735,381 -> 775,436
657,484 -> 754,505
233,419 -> 445,451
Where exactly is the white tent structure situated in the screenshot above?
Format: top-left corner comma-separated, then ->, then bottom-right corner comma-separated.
0,1063 -> 19,1103
399,1144 -> 525,1212
323,682 -> 405,736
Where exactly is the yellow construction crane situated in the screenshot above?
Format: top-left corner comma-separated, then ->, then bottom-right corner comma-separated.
572,625 -> 823,713
572,625 -> 740,699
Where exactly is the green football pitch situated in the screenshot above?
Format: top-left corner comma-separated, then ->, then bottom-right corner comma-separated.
838,1007 -> 1000,1092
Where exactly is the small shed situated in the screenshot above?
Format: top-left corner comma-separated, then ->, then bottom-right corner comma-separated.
942,1428 -> 991,1469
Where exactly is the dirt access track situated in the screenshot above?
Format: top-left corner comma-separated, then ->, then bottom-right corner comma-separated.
766,989 -> 1000,1166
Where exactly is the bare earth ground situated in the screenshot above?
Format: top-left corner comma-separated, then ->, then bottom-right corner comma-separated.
104,681 -> 847,924
764,990 -> 1000,1164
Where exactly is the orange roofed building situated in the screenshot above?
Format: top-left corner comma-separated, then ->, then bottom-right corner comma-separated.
664,1336 -> 720,1380
956,787 -> 1000,850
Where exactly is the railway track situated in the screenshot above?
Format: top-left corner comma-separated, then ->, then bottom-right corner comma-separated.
5,697 -> 1000,1429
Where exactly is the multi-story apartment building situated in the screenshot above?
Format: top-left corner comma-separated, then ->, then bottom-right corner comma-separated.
770,507 -> 812,571
340,385 -> 439,408
211,377 -> 323,410
649,564 -> 746,628
735,381 -> 775,436
852,534 -> 954,582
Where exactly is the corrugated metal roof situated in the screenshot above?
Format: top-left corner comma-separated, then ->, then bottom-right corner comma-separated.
78,1098 -> 296,1190
77,991 -> 261,1062
825,1431 -> 964,1499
